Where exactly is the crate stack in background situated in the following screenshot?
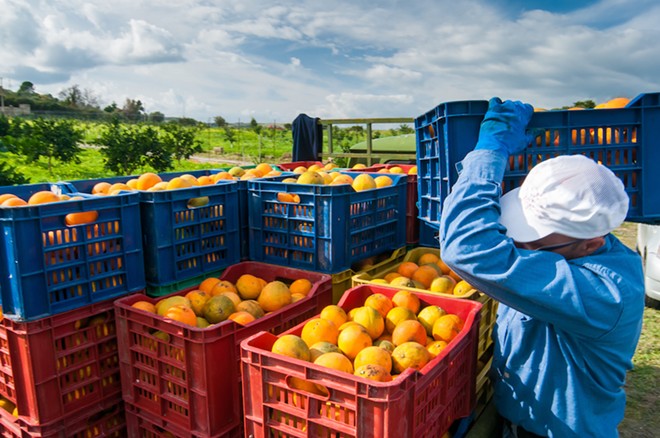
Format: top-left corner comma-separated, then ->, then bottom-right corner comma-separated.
0,182 -> 145,436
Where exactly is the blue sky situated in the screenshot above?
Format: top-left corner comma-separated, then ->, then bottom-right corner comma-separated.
2,0 -> 659,123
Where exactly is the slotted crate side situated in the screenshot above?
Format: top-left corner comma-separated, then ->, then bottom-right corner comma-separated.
248,172 -> 407,273
240,284 -> 481,438
0,184 -> 144,321
114,262 -> 332,437
415,93 -> 660,225
0,297 -> 123,427
346,164 -> 419,244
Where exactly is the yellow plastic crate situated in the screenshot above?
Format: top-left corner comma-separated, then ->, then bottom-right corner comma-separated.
352,246 -> 498,357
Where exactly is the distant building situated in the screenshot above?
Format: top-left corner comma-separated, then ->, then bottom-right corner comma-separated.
0,103 -> 31,116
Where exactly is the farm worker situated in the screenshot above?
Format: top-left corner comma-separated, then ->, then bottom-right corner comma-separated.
439,98 -> 645,437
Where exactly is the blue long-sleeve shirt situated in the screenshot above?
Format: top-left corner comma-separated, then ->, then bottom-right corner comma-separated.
439,149 -> 645,437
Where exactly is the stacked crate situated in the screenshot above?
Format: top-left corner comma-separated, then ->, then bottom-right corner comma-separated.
0,183 -> 144,436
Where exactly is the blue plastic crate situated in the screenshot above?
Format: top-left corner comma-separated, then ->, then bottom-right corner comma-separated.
416,92 -> 660,225
0,183 -> 145,321
419,218 -> 441,248
247,172 -> 407,273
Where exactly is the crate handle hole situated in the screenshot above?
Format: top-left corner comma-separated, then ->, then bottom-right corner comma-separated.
286,376 -> 329,399
187,196 -> 210,209
64,211 -> 99,226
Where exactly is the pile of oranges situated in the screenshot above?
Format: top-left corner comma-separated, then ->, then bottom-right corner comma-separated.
0,191 -> 99,226
370,252 -> 476,297
131,274 -> 315,328
270,290 -> 465,384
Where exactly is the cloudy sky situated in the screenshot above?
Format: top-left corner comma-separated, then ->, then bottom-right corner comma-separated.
2,0 -> 659,123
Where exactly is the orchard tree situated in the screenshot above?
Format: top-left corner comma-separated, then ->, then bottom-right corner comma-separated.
122,99 -> 145,121
214,116 -> 227,127
149,111 -> 165,123
0,160 -> 29,185
18,81 -> 35,95
161,122 -> 202,162
19,118 -> 83,175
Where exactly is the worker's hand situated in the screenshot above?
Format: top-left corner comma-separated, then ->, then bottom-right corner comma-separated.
475,97 -> 534,156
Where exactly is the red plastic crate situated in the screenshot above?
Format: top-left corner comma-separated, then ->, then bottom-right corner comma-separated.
0,395 -> 124,438
240,284 -> 482,438
114,261 -> 332,437
0,297 -> 123,426
346,164 -> 419,244
124,403 -> 242,438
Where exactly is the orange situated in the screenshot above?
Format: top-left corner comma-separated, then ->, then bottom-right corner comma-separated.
374,338 -> 395,353
290,278 -> 313,296
27,191 -> 60,205
197,317 -> 210,328
391,320 -> 427,346
198,277 -> 221,294
383,272 -> 403,283
391,342 -> 430,374
389,276 -> 415,288
364,293 -> 394,318
351,306 -> 385,340
418,253 -> 440,266
0,194 -> 18,204
197,176 -> 215,186
301,318 -> 339,347
354,364 -> 392,382
126,179 -> 139,189
92,182 -> 112,195
108,183 -> 131,194
131,300 -> 157,314
397,262 -> 419,278
2,197 -> 28,207
255,163 -> 273,175
166,177 -> 193,190
291,293 -> 306,303
453,280 -> 475,296
417,305 -> 447,336
391,290 -> 421,314
447,269 -> 462,283
164,304 -> 197,326
374,175 -> 393,188
235,274 -> 264,300
436,258 -> 451,275
429,276 -> 456,294
210,280 -> 238,296
432,314 -> 463,343
309,341 -> 340,362
228,311 -> 256,325
236,300 -> 265,319
408,166 -> 417,175
136,172 -> 162,190
411,265 -> 440,289
184,290 -> 210,316
314,352 -> 353,374
155,296 -> 191,316
202,295 -> 236,324
272,334 -> 311,361
385,306 -> 417,334
219,291 -> 242,308
354,346 -> 393,373
352,174 -> 377,191
257,281 -> 292,312
212,172 -> 234,182
337,324 -> 372,360
319,305 -> 348,329
427,340 -> 449,359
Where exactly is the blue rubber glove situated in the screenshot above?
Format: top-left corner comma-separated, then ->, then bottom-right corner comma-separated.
475,97 -> 534,155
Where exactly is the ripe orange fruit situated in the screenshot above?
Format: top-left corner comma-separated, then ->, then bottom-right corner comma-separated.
418,253 -> 440,266
337,324 -> 372,360
391,290 -> 421,314
436,258 -> 451,275
184,290 -> 210,316
301,318 -> 339,347
197,176 -> 215,186
309,341 -> 340,362
218,291 -> 241,308
351,306 -> 385,340
92,182 -> 112,195
319,305 -> 348,329
391,342 -> 430,374
272,334 -> 311,361
291,293 -> 306,303
28,191 -> 60,205
198,277 -> 221,294
354,346 -> 393,373
202,295 -> 236,324
364,293 -> 394,318
228,311 -> 256,325
290,278 -> 313,296
1,197 -> 28,207
391,320 -> 427,346
411,265 -> 440,289
0,194 -> 18,204
374,338 -> 395,354
383,272 -> 403,283
131,300 -> 157,314
354,364 -> 392,382
385,306 -> 417,334
397,262 -> 419,278
447,269 -> 462,283
137,172 -> 162,190
258,281 -> 292,312
417,305 -> 447,336
432,314 -> 463,343
453,280 -> 475,296
427,340 -> 449,359
235,274 -> 264,300
314,352 -> 354,374
210,280 -> 238,296
389,276 -> 415,288
164,304 -> 197,326
429,276 -> 456,294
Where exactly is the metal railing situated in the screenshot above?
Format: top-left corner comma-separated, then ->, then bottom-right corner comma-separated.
318,117 -> 415,166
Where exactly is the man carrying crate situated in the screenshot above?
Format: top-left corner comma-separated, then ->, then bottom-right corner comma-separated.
439,98 -> 645,437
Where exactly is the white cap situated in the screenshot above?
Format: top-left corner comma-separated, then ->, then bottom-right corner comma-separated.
499,154 -> 629,243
